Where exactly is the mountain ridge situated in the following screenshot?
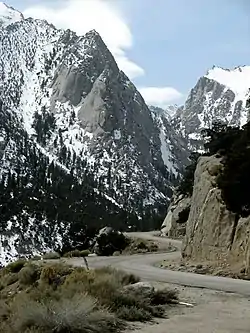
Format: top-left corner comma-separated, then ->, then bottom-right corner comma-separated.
0,2 -> 24,26
171,65 -> 250,151
0,2 -> 249,265
0,3 -> 189,263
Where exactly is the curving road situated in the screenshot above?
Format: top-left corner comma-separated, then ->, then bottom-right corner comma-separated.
71,232 -> 250,297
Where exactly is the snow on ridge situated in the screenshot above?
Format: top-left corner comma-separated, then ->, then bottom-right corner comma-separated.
205,65 -> 250,100
0,2 -> 23,26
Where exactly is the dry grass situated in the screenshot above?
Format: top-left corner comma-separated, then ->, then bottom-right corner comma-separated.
11,295 -> 123,333
0,260 -> 178,333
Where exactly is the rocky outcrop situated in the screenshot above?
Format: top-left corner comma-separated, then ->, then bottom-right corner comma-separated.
172,66 -> 250,151
161,194 -> 191,238
230,216 -> 250,274
0,5 -> 189,222
181,155 -> 250,274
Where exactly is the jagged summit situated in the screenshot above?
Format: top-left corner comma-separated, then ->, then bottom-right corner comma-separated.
0,2 -> 23,27
0,4 -> 189,263
85,29 -> 101,38
172,65 -> 250,151
205,65 -> 250,100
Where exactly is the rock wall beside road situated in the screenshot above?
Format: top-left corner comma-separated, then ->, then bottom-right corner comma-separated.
165,155 -> 250,275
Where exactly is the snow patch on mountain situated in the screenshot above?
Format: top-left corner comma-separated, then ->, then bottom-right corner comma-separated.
0,3 -> 192,264
206,66 -> 250,101
172,65 -> 250,151
159,129 -> 178,177
0,2 -> 23,27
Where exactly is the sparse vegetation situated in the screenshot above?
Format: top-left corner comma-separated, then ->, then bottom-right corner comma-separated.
0,260 -> 178,333
123,238 -> 159,255
96,231 -> 129,256
177,207 -> 190,224
177,152 -> 201,197
18,264 -> 40,286
202,121 -> 250,217
63,249 -> 90,258
42,252 -> 61,260
5,260 -> 26,273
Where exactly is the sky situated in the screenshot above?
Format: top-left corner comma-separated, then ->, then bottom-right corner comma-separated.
6,0 -> 250,108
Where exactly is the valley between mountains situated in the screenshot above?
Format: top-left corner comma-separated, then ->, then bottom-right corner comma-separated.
0,1 -> 250,273
0,3 -> 250,333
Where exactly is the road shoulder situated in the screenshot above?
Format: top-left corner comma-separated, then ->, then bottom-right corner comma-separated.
127,282 -> 250,333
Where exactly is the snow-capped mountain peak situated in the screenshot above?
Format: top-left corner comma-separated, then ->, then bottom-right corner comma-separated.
0,4 -> 190,263
172,65 -> 250,151
0,2 -> 23,27
205,65 -> 250,101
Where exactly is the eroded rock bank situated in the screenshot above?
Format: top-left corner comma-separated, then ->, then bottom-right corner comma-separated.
162,155 -> 250,276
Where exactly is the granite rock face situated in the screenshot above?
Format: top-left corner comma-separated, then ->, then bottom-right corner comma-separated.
0,3 -> 190,264
161,194 -> 191,238
230,216 -> 250,274
181,155 -> 250,274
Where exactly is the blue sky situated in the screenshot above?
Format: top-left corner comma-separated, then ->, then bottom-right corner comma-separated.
6,0 -> 250,107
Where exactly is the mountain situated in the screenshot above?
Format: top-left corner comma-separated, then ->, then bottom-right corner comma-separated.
0,2 -> 23,27
0,3 -> 188,263
172,65 -> 250,151
149,106 -> 189,175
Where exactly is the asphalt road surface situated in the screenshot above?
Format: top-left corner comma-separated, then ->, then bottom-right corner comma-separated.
70,232 -> 250,296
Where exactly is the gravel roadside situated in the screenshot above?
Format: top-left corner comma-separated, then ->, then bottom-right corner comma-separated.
127,282 -> 250,333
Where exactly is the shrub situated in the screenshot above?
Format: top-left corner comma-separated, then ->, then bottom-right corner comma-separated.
137,241 -> 148,250
2,273 -> 19,286
63,249 -> 90,258
31,255 -> 42,261
11,295 -> 123,333
81,250 -> 90,257
42,252 -> 61,260
177,152 -> 200,196
96,231 -> 129,256
18,264 -> 40,286
124,238 -> 159,254
63,250 -> 81,258
148,243 -> 159,252
6,260 -> 26,273
40,263 -> 72,286
0,300 -> 10,321
0,263 -> 179,331
116,305 -> 151,321
94,267 -> 140,286
177,207 -> 190,224
150,289 -> 178,305
202,121 -> 240,156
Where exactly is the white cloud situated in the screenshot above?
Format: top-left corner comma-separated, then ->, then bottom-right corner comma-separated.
23,0 -> 182,99
138,87 -> 183,108
23,0 -> 144,79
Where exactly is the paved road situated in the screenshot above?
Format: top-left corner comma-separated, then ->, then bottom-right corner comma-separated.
71,232 -> 250,296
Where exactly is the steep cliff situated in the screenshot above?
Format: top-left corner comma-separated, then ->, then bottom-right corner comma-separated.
0,3 -> 187,217
0,3 -> 190,264
181,155 -> 250,274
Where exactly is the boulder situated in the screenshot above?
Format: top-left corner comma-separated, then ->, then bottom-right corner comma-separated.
161,194 -> 191,238
123,282 -> 155,296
